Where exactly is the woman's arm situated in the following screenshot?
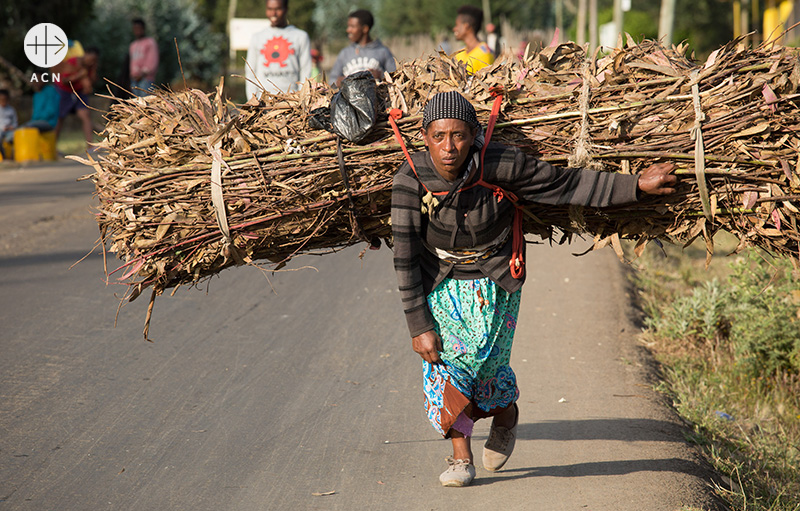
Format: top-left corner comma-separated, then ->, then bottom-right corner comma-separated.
505,148 -> 638,207
501,146 -> 676,207
391,164 -> 436,338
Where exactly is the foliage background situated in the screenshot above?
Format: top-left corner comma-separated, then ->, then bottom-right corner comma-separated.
2,0 -> 742,93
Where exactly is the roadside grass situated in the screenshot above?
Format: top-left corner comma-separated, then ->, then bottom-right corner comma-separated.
628,234 -> 800,510
57,128 -> 90,156
58,103 -> 107,157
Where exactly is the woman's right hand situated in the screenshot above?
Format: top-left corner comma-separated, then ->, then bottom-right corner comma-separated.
412,330 -> 443,364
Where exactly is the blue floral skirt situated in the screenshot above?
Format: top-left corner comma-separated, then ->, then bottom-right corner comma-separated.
422,277 -> 521,437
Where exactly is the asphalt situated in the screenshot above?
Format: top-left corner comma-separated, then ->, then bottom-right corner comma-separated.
0,160 -> 724,510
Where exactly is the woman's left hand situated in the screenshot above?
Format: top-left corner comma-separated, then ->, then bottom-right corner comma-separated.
412,330 -> 443,364
638,162 -> 678,195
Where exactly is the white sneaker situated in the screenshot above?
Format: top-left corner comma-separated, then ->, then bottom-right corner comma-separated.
439,456 -> 476,487
483,403 -> 518,471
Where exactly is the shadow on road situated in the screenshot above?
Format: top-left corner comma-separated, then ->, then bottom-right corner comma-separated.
0,250 -> 98,269
516,418 -> 686,443
0,183 -> 92,205
471,457 -> 708,485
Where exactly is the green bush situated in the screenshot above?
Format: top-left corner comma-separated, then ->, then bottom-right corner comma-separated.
646,279 -> 729,343
647,251 -> 800,377
726,252 -> 800,377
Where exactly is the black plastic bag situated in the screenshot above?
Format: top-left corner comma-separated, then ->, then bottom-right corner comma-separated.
329,71 -> 377,143
308,106 -> 332,131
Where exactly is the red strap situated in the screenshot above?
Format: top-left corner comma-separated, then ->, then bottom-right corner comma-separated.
389,108 -> 432,194
475,92 -> 525,279
509,208 -> 525,278
479,92 -> 504,180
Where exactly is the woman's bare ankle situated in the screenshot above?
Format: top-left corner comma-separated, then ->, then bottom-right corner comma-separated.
494,403 -> 518,429
449,429 -> 473,462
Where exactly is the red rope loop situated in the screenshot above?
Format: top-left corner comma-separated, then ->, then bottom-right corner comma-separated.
388,108 -> 421,183
476,93 -> 526,280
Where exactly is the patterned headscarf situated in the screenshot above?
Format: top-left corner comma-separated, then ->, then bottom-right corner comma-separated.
422,91 -> 480,131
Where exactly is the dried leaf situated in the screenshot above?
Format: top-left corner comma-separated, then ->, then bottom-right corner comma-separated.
610,233 -> 625,262
743,191 -> 758,209
732,123 -> 771,138
772,209 -> 782,231
762,83 -> 778,112
780,159 -> 791,180
155,212 -> 180,241
633,237 -> 648,258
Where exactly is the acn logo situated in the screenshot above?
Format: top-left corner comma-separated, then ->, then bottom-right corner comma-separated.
24,23 -> 68,68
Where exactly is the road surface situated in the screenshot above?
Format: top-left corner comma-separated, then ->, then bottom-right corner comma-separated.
0,161 -> 723,510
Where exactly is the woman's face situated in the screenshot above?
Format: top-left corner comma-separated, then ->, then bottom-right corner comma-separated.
422,118 -> 476,179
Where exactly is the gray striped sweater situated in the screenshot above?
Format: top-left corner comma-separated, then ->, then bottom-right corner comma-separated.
391,142 -> 641,337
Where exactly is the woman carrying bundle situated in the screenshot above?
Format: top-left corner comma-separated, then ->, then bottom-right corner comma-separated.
390,91 -> 676,487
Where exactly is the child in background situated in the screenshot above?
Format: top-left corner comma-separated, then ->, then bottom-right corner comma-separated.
53,42 -> 98,151
0,90 -> 19,159
310,49 -> 323,82
23,77 -> 60,132
129,18 -> 159,97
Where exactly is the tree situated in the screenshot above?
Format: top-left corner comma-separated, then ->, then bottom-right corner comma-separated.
378,0 -> 438,37
374,0 -> 557,39
491,0 -> 557,32
195,0 -> 231,34
597,0 -> 660,40
289,0 -> 318,38
314,0 -> 382,40
673,0 -> 732,55
78,0 -> 226,91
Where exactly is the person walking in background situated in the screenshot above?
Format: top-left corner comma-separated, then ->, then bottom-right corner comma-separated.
329,9 -> 396,87
453,5 -> 495,74
80,47 -> 100,95
485,23 -> 504,57
23,76 -> 60,133
0,90 -> 18,158
53,42 -> 98,151
310,48 -> 323,82
129,18 -> 159,97
245,0 -> 312,98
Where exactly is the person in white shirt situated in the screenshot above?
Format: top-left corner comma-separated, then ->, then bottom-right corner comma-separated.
245,0 -> 312,98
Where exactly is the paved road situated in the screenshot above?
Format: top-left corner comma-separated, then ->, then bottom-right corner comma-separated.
0,162 -> 722,510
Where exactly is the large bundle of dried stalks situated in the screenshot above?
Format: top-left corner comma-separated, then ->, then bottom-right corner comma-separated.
75,37 -> 800,337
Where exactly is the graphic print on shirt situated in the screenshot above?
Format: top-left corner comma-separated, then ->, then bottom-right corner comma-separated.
260,36 -> 294,67
342,56 -> 381,77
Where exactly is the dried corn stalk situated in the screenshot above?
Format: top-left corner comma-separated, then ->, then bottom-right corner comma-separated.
74,37 -> 800,338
